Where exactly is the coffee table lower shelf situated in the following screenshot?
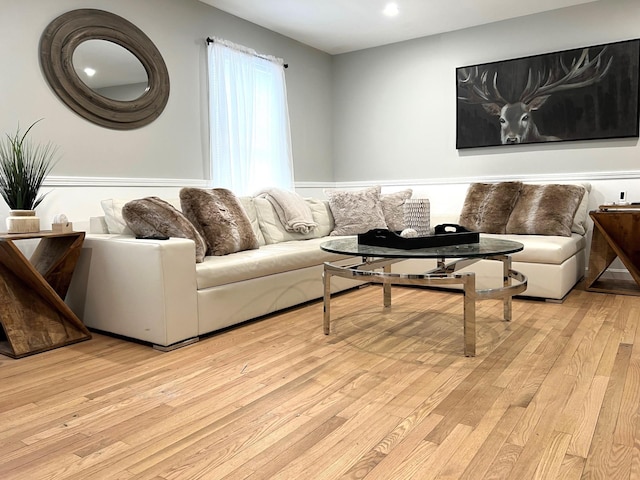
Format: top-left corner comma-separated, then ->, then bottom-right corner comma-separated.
322,255 -> 527,357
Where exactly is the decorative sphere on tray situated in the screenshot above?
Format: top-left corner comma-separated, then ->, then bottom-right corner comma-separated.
400,228 -> 418,238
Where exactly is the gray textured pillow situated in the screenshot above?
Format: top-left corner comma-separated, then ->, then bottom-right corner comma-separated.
380,189 -> 413,231
506,184 -> 585,237
122,197 -> 207,263
459,182 -> 522,234
326,186 -> 387,236
180,187 -> 259,256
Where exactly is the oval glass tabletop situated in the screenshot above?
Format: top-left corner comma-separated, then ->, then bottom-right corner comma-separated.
320,236 -> 524,259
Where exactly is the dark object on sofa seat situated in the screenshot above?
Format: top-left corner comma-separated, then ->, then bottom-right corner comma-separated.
135,235 -> 170,240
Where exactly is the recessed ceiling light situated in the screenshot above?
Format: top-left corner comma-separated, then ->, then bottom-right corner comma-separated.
84,67 -> 96,77
383,3 -> 399,17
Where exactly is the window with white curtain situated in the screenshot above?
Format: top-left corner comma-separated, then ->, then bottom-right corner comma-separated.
207,38 -> 294,196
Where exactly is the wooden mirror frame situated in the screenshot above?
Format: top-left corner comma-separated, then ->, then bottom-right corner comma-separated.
39,9 -> 170,130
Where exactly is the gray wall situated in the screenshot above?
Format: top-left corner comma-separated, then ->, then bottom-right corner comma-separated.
331,0 -> 640,183
0,0 -> 334,182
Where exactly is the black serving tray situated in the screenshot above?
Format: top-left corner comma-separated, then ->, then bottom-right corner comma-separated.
357,227 -> 479,250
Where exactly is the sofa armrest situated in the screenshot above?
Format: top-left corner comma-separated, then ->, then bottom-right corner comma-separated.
66,234 -> 199,347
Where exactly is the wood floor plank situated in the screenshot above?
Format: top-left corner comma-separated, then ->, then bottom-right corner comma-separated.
555,454 -> 586,480
1,285 -> 640,479
456,405 -> 525,480
582,342 -> 633,478
483,442 -> 522,479
532,430 -> 572,479
612,302 -> 640,448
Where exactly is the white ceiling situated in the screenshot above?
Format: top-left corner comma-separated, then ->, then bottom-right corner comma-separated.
199,0 -> 599,54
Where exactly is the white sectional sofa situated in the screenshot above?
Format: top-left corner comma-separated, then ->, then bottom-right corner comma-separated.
66,183 -> 590,350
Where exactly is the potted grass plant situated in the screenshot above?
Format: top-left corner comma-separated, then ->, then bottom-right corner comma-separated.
0,120 -> 58,233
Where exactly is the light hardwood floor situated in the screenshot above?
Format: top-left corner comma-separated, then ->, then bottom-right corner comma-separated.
1,284 -> 639,479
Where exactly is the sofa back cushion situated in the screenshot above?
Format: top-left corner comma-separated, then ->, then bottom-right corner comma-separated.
570,183 -> 591,235
238,196 -> 266,246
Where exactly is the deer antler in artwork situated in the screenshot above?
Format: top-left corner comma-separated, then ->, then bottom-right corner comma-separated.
519,47 -> 613,104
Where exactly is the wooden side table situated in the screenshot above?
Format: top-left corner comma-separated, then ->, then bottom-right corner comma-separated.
0,231 -> 91,358
586,209 -> 640,295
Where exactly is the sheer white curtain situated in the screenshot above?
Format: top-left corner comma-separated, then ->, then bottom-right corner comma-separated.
207,38 -> 294,196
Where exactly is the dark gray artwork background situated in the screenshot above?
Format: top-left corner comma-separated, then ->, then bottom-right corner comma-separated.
456,39 -> 640,149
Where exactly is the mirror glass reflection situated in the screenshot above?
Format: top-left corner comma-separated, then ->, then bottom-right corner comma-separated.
72,39 -> 149,101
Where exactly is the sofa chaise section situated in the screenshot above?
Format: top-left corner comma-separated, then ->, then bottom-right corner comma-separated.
67,196 -> 364,349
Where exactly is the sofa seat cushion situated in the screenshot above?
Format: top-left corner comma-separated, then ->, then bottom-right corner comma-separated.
483,233 -> 586,265
196,236 -> 351,289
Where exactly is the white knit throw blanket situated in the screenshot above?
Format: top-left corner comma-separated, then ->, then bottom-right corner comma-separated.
256,188 -> 318,234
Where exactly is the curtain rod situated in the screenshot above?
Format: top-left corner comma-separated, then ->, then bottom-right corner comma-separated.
206,37 -> 288,68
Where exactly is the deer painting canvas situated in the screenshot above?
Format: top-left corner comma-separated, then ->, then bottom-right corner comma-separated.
456,39 -> 640,149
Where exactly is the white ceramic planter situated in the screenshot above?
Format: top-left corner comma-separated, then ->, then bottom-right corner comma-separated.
6,209 -> 40,234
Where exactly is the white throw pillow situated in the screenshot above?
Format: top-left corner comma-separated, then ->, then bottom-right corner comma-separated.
101,198 -> 134,234
305,198 -> 334,237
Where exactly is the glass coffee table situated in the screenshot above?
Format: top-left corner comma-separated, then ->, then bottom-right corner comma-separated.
320,236 -> 527,356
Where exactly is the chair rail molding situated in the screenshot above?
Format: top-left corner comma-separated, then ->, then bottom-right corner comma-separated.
295,170 -> 640,190
43,176 -> 210,188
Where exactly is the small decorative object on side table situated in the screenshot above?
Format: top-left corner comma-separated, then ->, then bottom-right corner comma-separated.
586,205 -> 640,296
0,230 -> 91,358
52,213 -> 73,233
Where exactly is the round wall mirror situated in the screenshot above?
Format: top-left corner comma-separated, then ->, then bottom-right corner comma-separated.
72,39 -> 149,101
39,9 -> 170,130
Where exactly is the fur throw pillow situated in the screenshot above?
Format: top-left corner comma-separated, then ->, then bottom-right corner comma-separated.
180,188 -> 259,256
122,197 -> 207,263
459,182 -> 522,234
506,184 -> 585,237
380,189 -> 413,232
326,186 -> 388,236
